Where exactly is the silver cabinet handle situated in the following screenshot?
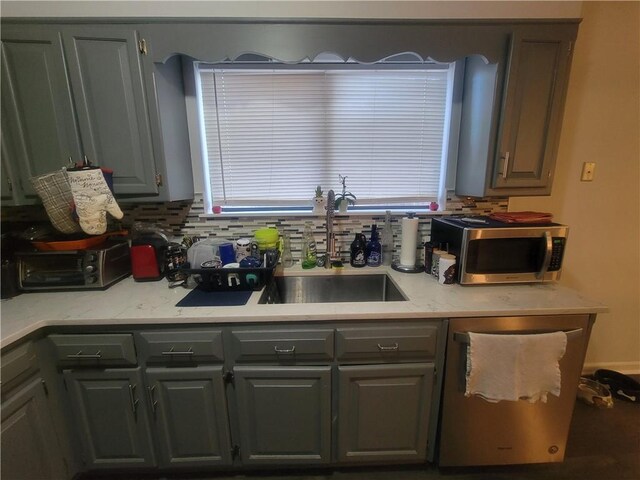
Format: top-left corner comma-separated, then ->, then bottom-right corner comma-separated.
147,385 -> 158,414
501,151 -> 510,179
161,346 -> 194,356
67,350 -> 102,359
128,384 -> 139,418
274,345 -> 296,354
377,342 -> 399,352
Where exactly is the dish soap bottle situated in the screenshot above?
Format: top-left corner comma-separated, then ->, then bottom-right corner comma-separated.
281,233 -> 294,268
350,233 -> 366,268
366,225 -> 382,267
301,222 -> 317,269
381,210 -> 394,266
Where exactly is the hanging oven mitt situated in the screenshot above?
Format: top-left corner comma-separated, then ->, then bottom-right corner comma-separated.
30,170 -> 81,234
67,168 -> 123,235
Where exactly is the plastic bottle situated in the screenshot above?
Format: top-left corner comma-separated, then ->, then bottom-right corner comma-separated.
301,222 -> 317,269
366,225 -> 382,267
350,233 -> 366,268
381,210 -> 394,266
281,233 -> 294,268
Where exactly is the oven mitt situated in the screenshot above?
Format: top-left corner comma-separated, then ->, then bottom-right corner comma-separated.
30,170 -> 81,234
67,168 -> 123,235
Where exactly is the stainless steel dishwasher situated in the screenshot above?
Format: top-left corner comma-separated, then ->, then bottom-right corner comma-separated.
438,314 -> 595,467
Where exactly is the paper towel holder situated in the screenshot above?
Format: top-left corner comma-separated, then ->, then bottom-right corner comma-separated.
392,212 -> 424,273
391,261 -> 424,273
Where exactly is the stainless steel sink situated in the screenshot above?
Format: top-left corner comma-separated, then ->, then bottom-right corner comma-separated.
259,274 -> 407,304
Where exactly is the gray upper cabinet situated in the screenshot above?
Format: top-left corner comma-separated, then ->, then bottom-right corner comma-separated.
0,27 -> 82,202
455,23 -> 578,197
62,27 -> 158,195
0,23 -> 194,205
492,33 -> 573,192
63,367 -> 156,470
146,367 -> 232,468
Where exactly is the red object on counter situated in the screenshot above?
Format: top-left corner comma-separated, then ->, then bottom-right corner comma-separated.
489,211 -> 554,224
131,245 -> 162,280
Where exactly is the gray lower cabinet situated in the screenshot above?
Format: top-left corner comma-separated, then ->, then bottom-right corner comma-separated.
233,365 -> 332,465
337,363 -> 434,463
1,377 -> 69,480
145,366 -> 233,468
63,367 -> 155,469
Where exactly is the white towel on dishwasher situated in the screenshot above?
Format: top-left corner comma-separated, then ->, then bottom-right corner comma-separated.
465,331 -> 567,403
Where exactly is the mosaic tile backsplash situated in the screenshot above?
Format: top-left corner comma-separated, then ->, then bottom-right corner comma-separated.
2,192 -> 507,265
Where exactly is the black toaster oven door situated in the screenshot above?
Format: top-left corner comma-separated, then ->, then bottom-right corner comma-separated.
18,253 -> 86,288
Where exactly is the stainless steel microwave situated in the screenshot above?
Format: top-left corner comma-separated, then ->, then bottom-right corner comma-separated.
430,216 -> 568,285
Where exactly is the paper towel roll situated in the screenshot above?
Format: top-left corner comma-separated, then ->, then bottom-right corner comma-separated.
399,216 -> 419,267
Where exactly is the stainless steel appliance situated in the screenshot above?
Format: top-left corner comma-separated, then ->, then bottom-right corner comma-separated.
16,239 -> 130,290
438,315 -> 594,466
430,216 -> 568,285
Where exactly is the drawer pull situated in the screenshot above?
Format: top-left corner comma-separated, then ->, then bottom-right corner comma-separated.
67,350 -> 102,359
274,345 -> 296,354
377,342 -> 399,352
161,346 -> 194,356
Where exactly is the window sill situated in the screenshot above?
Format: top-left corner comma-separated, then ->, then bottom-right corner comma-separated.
199,210 -> 454,219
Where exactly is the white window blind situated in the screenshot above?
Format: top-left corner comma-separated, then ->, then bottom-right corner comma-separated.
198,65 -> 453,208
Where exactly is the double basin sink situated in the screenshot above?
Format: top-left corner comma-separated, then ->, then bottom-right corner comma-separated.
258,274 -> 407,304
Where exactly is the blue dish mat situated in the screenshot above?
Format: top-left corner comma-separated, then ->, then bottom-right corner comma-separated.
176,288 -> 252,307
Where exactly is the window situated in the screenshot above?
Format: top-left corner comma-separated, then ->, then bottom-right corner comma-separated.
195,59 -> 457,213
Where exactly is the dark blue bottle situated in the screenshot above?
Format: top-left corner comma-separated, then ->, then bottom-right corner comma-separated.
350,233 -> 367,268
366,225 -> 382,267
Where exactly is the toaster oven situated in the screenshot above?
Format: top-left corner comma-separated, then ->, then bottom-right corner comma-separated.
16,240 -> 131,291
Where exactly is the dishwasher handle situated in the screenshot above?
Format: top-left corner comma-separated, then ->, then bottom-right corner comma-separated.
453,328 -> 583,344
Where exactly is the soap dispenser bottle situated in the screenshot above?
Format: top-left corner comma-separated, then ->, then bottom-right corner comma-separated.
350,233 -> 366,268
366,225 -> 382,267
301,222 -> 317,269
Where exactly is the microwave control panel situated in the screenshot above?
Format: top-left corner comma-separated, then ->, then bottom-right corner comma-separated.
549,238 -> 566,271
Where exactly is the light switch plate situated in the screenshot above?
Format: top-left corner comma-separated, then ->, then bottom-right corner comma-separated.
581,162 -> 596,181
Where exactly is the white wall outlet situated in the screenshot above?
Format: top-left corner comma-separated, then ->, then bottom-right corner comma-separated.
581,162 -> 596,181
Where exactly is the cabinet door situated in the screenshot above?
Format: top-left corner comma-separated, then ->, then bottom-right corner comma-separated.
234,366 -> 332,465
493,33 -> 573,192
62,27 -> 159,195
337,363 -> 434,463
1,377 -> 68,480
63,368 -> 155,469
145,366 -> 232,468
0,27 -> 82,201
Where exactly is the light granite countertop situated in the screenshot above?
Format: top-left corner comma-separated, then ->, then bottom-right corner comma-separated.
0,265 -> 607,350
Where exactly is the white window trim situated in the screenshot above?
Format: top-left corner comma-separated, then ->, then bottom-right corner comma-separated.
183,57 -> 464,216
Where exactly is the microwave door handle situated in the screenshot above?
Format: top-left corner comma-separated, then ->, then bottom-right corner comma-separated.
536,230 -> 553,279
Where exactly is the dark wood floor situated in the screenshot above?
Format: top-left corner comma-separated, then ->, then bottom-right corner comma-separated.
86,398 -> 640,480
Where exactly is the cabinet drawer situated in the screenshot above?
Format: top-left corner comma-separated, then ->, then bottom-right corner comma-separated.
1,341 -> 38,392
48,334 -> 136,366
336,325 -> 438,362
230,329 -> 334,362
138,330 -> 224,363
